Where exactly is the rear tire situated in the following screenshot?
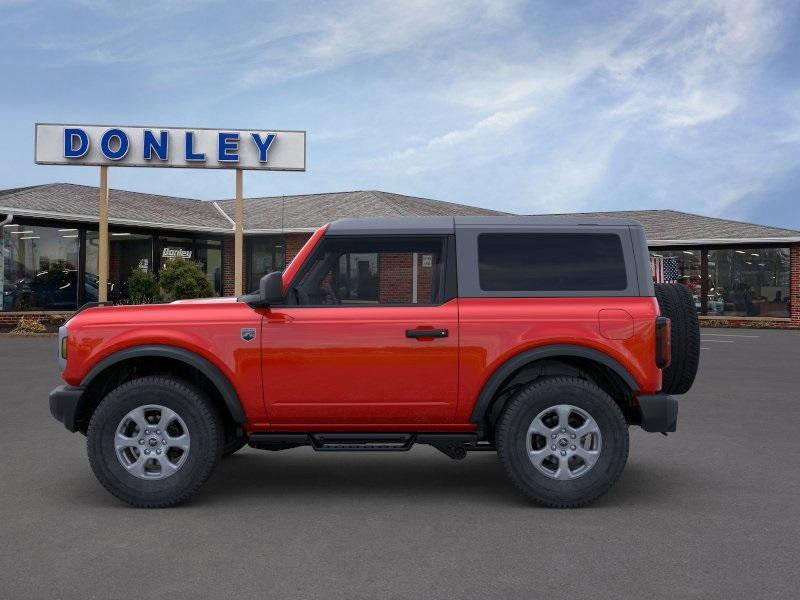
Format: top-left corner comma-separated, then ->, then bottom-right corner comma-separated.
654,283 -> 700,394
87,375 -> 223,508
496,377 -> 629,508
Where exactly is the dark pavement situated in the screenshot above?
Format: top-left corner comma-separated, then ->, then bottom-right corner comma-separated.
1,329 -> 798,599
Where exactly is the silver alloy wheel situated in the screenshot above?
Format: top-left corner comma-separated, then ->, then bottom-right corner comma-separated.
114,405 -> 191,480
526,404 -> 602,480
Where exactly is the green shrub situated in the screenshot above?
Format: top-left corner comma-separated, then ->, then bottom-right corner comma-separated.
127,269 -> 161,304
159,259 -> 215,300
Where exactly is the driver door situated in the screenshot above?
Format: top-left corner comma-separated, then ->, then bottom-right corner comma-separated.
261,235 -> 459,426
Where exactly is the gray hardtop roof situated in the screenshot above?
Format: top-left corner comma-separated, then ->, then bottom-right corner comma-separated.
327,215 -> 643,236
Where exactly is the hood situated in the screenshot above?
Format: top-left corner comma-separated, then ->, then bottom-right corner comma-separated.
170,296 -> 239,305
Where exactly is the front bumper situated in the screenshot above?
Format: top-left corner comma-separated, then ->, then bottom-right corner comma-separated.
637,393 -> 678,433
49,385 -> 85,432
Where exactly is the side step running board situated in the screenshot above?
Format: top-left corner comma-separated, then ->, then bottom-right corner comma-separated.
248,432 -> 495,460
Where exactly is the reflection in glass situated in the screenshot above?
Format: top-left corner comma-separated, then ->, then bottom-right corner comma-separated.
2,224 -> 80,310
248,237 -> 285,293
649,250 -> 702,313
196,240 -> 223,295
85,231 -> 154,304
707,248 -> 789,318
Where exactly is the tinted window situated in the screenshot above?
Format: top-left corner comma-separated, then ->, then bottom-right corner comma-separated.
293,237 -> 445,305
478,233 -> 627,291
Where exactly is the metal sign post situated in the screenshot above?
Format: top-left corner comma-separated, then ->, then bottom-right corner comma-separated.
34,123 -> 306,300
98,166 -> 109,302
234,169 -> 244,296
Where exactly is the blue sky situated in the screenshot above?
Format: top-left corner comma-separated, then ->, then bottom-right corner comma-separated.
1,0 -> 799,227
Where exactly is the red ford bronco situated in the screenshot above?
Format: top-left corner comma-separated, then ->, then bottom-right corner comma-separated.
49,216 -> 699,508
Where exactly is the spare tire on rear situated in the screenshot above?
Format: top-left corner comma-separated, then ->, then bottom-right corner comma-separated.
654,283 -> 700,395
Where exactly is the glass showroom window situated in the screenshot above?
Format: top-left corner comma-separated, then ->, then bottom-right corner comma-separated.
2,223 -> 80,311
247,237 -> 285,293
159,236 -> 194,271
196,239 -> 223,295
707,248 -> 790,318
85,230 -> 154,304
649,250 -> 703,313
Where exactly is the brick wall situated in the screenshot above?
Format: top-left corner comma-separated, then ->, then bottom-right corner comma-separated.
222,237 -> 235,296
378,252 -> 435,304
284,233 -> 312,265
379,253 -> 413,303
0,311 -> 71,327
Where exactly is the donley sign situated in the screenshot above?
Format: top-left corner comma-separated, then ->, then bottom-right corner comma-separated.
33,122 -> 306,299
35,123 -> 306,171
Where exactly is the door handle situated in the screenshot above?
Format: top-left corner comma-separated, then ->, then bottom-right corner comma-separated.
406,328 -> 449,339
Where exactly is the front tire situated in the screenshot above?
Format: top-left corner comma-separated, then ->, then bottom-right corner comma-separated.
87,375 -> 223,508
496,377 -> 629,508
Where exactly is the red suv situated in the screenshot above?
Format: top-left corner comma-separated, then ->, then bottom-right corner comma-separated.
50,216 -> 699,507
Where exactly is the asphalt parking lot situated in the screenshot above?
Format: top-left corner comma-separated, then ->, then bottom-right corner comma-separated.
2,329 -> 799,599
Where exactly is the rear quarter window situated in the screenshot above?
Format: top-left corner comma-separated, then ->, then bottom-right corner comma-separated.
478,232 -> 627,291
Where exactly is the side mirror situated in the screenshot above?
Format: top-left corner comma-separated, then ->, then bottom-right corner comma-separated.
240,270 -> 284,308
261,270 -> 284,304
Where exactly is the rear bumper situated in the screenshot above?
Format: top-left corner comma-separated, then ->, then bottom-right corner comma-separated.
49,385 -> 85,432
637,393 -> 678,433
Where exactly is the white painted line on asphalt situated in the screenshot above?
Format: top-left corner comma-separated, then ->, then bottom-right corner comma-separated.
701,347 -> 710,350
701,333 -> 760,338
701,339 -> 734,343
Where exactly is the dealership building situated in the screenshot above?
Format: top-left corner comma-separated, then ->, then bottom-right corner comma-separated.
1,182 -> 799,328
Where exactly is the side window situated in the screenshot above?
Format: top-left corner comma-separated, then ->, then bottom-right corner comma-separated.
478,232 -> 627,291
292,237 -> 446,306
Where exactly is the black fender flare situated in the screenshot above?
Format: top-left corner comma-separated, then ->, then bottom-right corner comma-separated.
469,344 -> 640,427
81,344 -> 246,424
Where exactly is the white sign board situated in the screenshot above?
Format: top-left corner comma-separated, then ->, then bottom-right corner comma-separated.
34,123 -> 306,171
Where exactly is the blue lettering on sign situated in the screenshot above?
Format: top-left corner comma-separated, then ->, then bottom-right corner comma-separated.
185,131 -> 205,161
143,130 -> 168,160
218,132 -> 239,162
100,128 -> 129,160
63,128 -> 89,158
251,133 -> 276,163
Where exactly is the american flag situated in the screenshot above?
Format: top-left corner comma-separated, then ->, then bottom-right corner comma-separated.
651,255 -> 679,283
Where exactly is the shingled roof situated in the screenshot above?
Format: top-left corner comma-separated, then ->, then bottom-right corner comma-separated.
0,183 -> 230,232
1,184 -> 798,244
546,209 -> 800,244
0,184 -> 504,233
214,190 -> 505,231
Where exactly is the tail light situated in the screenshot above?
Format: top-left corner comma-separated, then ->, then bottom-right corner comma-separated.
655,316 -> 671,369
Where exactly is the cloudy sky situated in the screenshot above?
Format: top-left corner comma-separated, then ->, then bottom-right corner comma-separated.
1,0 -> 799,227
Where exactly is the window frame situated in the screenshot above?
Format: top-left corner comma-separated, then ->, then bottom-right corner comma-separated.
282,234 -> 453,308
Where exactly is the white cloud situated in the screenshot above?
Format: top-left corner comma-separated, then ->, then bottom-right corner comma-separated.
238,0 -> 521,88
516,123 -> 628,214
378,106 -> 534,175
368,0 -> 791,213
